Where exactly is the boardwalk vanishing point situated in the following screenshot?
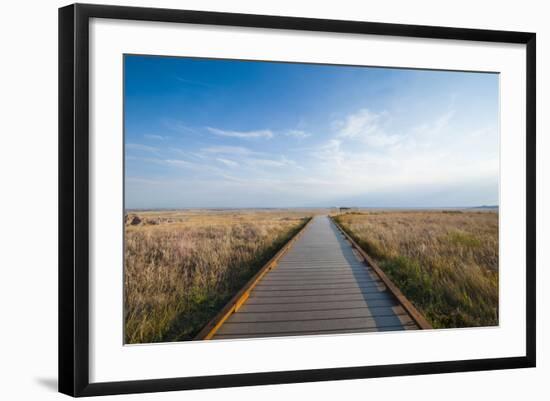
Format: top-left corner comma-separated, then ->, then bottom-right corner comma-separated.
196,215 -> 431,340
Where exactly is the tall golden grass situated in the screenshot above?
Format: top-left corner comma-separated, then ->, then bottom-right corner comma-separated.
124,210 -> 310,344
334,211 -> 498,328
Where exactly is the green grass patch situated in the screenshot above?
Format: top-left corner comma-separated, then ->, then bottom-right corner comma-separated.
445,230 -> 482,248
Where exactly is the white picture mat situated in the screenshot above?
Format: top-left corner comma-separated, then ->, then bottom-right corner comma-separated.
89,18 -> 526,383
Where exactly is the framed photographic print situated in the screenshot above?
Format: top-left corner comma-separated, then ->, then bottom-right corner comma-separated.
58,3 -> 536,397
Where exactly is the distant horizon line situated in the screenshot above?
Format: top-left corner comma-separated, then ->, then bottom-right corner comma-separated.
125,205 -> 499,211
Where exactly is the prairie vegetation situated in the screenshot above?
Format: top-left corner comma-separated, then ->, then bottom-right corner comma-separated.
124,210 -> 311,344
333,211 -> 499,328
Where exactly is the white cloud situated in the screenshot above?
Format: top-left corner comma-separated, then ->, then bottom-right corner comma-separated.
310,139 -> 345,166
163,120 -> 196,134
163,159 -> 194,167
246,157 -> 295,168
216,158 -> 239,167
412,110 -> 454,139
144,134 -> 168,141
286,129 -> 311,139
155,158 -> 238,182
335,108 -> 401,147
206,127 -> 273,139
202,146 -> 256,156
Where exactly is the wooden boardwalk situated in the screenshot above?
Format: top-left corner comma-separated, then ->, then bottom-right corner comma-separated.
211,216 -> 419,339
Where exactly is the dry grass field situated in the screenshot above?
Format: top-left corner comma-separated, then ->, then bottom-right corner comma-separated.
124,210 -> 311,344
333,211 -> 499,329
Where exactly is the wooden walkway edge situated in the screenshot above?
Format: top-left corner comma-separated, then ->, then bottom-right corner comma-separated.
330,216 -> 432,330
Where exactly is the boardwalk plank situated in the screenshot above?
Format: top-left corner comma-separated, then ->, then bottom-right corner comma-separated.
251,287 -> 389,297
217,316 -> 416,335
214,326 -> 414,339
239,300 -> 399,313
259,277 -> 382,285
229,308 -> 414,323
256,282 -> 382,290
261,273 -> 380,282
247,293 -> 397,305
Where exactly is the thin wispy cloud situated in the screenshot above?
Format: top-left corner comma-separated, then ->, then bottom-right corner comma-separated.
286,129 -> 311,139
216,158 -> 239,167
245,156 -> 296,168
206,127 -> 274,139
164,159 -> 195,167
310,139 -> 345,165
202,146 -> 257,156
163,119 -> 196,134
335,108 -> 401,148
158,158 -> 234,180
144,134 -> 169,141
414,108 -> 453,130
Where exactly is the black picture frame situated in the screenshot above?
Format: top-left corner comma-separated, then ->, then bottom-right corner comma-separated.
59,3 -> 536,397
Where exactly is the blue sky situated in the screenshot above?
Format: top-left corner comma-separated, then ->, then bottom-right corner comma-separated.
124,55 -> 499,209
